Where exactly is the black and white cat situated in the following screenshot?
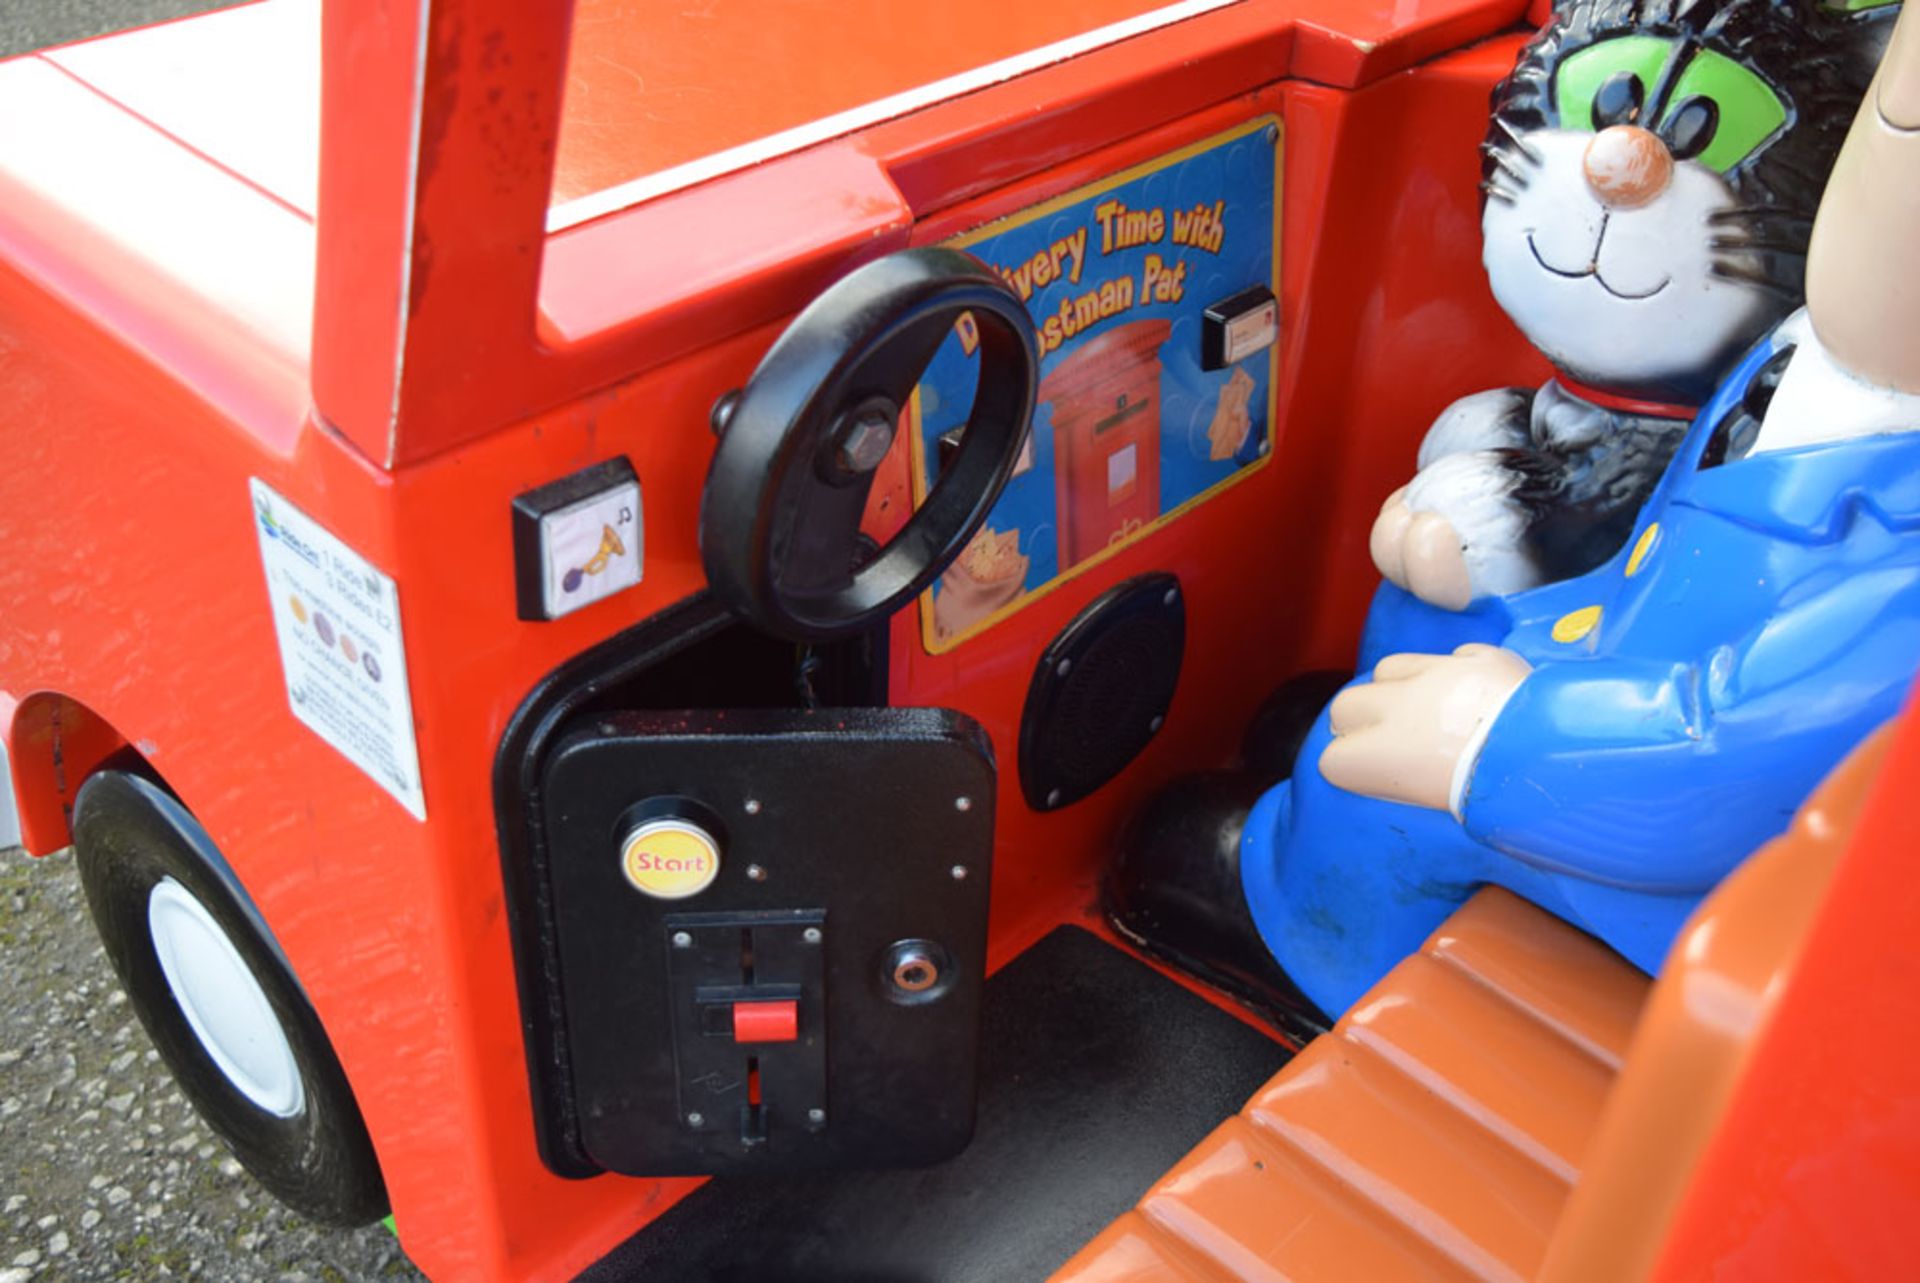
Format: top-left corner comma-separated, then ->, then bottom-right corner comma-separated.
1372,0 -> 1897,609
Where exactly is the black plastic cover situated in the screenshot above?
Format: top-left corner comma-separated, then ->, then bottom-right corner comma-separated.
1020,573 -> 1185,811
540,707 -> 996,1175
1200,284 -> 1279,371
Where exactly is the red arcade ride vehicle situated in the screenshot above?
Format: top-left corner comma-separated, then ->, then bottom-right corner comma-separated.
2,1 -> 1918,1279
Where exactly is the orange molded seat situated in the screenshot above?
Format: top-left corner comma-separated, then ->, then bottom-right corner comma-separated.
1056,887 -> 1650,1282
1054,728 -> 1890,1283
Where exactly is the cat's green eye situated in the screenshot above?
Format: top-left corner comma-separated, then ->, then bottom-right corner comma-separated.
1658,50 -> 1788,172
1554,35 -> 1675,133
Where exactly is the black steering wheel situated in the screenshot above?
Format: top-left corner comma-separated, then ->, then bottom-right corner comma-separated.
700,248 -> 1038,642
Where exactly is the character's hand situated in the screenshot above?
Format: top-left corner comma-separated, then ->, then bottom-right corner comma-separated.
1368,451 -> 1541,610
1370,486 -> 1473,609
1319,644 -> 1531,812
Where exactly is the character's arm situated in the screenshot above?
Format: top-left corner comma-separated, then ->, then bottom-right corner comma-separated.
1374,385 -> 1687,609
1364,389 -> 1538,609
1370,450 -> 1551,608
1327,552 -> 1920,890
1415,387 -> 1535,467
1460,577 -> 1920,891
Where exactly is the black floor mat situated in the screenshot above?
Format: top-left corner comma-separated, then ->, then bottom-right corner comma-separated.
583,925 -> 1292,1282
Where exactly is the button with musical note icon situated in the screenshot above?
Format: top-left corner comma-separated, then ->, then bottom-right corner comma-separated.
511,458 -> 644,620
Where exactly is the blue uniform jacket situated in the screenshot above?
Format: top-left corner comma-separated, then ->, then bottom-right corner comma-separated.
1244,335 -> 1920,1016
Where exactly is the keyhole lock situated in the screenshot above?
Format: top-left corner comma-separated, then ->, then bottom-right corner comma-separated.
893,949 -> 939,992
881,939 -> 955,1003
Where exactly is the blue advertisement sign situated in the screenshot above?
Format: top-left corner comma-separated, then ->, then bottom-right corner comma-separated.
913,117 -> 1281,651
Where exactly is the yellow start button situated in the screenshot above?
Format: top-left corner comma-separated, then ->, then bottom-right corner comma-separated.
619,818 -> 721,899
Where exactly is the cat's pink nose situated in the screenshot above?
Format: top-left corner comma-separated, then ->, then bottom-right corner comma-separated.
1583,125 -> 1673,209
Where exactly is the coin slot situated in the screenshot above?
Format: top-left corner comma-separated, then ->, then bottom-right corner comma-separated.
742,1057 -> 767,1146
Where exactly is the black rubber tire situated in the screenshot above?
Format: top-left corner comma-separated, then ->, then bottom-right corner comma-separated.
70,764 -> 388,1227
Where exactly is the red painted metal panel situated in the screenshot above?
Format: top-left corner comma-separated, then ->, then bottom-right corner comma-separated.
41,0 -> 322,219
550,0 -> 1196,204
3,693 -> 127,856
1288,0 -> 1529,86
310,0 -> 427,465
536,143 -> 913,349
1650,691 -> 1920,1283
0,57 -> 311,439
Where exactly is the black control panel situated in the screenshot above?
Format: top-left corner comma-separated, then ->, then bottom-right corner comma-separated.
537,707 -> 995,1176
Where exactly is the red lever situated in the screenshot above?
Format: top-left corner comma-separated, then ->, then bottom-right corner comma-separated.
733,1000 -> 799,1043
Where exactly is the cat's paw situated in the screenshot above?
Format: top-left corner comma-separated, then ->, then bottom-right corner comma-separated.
1370,451 -> 1541,609
1415,387 -> 1534,470
1371,486 -> 1473,609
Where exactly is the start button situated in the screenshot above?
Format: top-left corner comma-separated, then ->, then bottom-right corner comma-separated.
619,817 -> 721,899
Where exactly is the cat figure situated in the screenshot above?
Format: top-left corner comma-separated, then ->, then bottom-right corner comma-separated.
1370,0 -> 1896,612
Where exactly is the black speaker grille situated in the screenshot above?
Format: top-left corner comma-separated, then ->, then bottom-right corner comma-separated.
1019,574 -> 1185,810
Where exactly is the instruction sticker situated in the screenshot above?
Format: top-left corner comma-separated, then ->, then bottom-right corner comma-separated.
250,479 -> 426,820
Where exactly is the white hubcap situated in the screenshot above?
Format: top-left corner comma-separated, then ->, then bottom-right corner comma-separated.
146,878 -> 305,1118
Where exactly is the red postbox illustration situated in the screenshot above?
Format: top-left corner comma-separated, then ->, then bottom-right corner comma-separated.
1038,318 -> 1172,570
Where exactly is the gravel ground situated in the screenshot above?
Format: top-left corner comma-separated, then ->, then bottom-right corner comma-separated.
0,847 -> 425,1281
0,1 -> 233,59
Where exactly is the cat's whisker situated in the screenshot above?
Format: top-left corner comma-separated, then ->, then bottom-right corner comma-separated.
1706,206 -> 1815,230
1709,233 -> 1809,257
1709,259 -> 1802,301
1480,179 -> 1520,205
1479,143 -> 1532,188
1489,116 -> 1543,166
